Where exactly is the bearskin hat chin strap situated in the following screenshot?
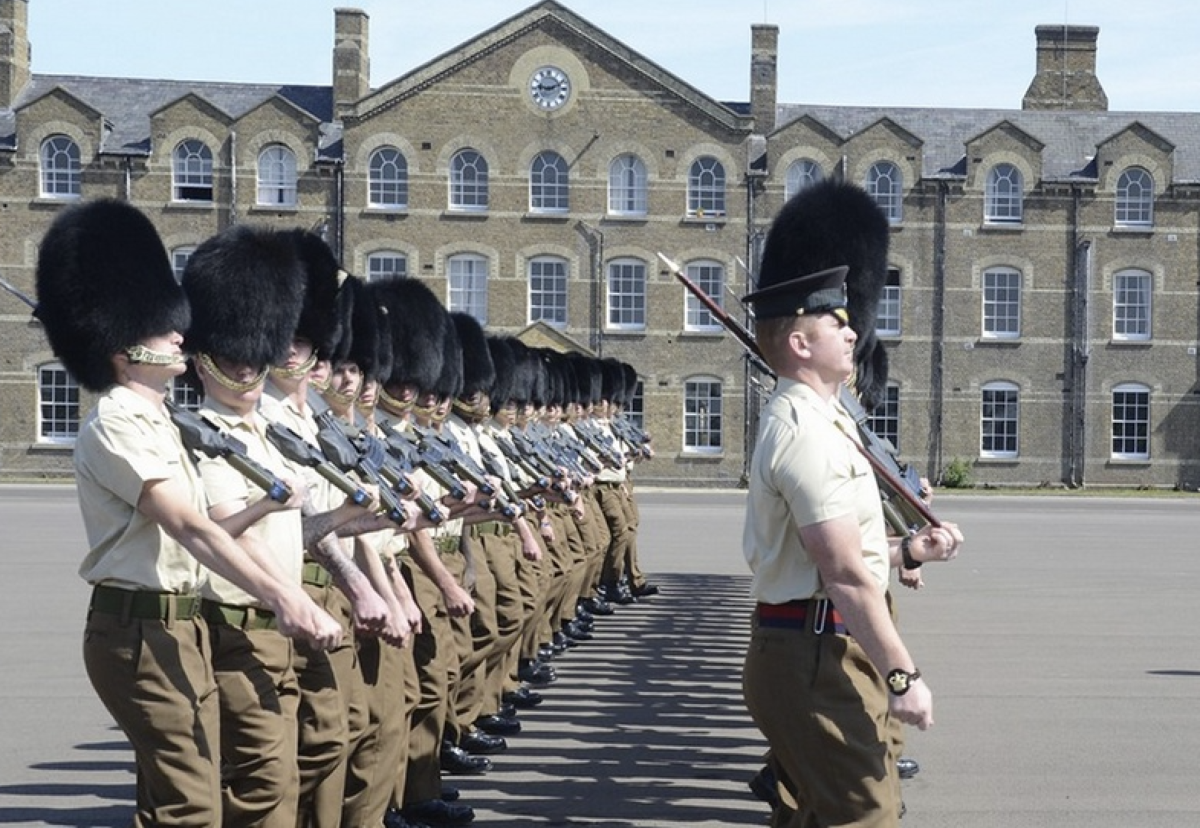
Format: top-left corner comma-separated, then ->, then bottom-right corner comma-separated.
197,352 -> 267,393
269,352 -> 318,381
125,344 -> 187,367
378,387 -> 413,416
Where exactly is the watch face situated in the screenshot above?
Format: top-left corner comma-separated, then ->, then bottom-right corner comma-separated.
530,66 -> 571,110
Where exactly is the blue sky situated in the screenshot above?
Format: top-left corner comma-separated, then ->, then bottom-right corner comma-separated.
24,0 -> 1200,112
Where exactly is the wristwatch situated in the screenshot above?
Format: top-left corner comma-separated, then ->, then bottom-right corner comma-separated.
886,668 -> 921,696
900,535 -> 922,569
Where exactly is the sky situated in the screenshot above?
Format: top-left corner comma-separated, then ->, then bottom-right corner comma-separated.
21,0 -> 1200,113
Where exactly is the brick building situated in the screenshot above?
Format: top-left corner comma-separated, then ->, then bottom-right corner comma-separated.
1,0 -> 1198,488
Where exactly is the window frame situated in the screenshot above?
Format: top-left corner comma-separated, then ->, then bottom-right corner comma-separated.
784,158 -> 822,202
530,151 -> 570,214
256,144 -> 298,207
171,246 -> 196,282
982,267 -> 1022,340
528,255 -> 569,328
1115,167 -> 1154,228
866,383 -> 900,453
683,376 -> 723,454
447,253 -> 489,324
876,268 -> 902,337
683,260 -> 724,332
368,146 -> 409,209
39,134 -> 82,200
1111,382 -> 1150,460
37,362 -> 80,444
687,156 -> 726,217
605,257 -> 647,331
980,380 -> 1020,459
984,163 -> 1023,224
366,251 -> 408,283
607,154 -> 647,217
1112,269 -> 1152,341
866,161 -> 903,223
449,149 -> 489,212
172,139 -> 214,203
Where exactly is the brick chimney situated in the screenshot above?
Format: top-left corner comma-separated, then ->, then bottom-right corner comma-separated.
1022,24 -> 1107,111
333,8 -> 370,116
0,0 -> 31,110
750,24 -> 778,133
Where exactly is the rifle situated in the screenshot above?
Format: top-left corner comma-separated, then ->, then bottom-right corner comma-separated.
167,400 -> 292,504
309,408 -> 412,526
491,431 -> 573,505
411,423 -> 523,519
377,419 -> 469,504
264,420 -> 374,508
658,252 -> 940,531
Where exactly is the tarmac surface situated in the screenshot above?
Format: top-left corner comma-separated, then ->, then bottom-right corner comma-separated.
2,485 -> 1199,827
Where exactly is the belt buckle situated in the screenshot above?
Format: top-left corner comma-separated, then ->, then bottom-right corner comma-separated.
812,598 -> 829,634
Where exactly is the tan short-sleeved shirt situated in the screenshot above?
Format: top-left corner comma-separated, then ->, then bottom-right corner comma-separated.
195,398 -> 303,606
743,378 -> 888,605
75,385 -> 208,592
593,419 -> 627,483
260,381 -> 338,513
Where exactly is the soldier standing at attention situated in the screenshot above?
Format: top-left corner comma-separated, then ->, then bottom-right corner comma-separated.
740,180 -> 963,827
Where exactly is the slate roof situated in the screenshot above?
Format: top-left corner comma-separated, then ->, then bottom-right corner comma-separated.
774,103 -> 1200,184
0,74 -> 336,156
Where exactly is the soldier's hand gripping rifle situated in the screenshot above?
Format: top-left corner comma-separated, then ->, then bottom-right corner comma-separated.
167,399 -> 293,504
376,419 -> 471,505
658,252 -> 940,531
310,409 -> 411,526
494,434 -> 575,505
411,424 -> 523,520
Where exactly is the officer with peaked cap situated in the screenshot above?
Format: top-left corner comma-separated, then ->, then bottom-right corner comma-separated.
739,180 -> 963,827
34,199 -> 342,827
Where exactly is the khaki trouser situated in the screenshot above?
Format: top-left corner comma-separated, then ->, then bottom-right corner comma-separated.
742,615 -> 901,828
206,614 -> 300,828
472,525 -> 525,715
84,605 -> 221,828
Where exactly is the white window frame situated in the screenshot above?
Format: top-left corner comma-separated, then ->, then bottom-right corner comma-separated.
366,251 -> 408,282
627,380 -> 645,430
606,258 -> 647,330
37,363 -> 80,444
683,260 -> 724,332
784,158 -> 822,202
171,246 -> 196,282
447,253 -> 489,324
1111,383 -> 1150,460
687,156 -> 726,217
982,267 -> 1022,339
171,377 -> 203,412
1115,167 -> 1154,227
369,146 -> 408,209
876,268 -> 901,337
39,135 -> 81,199
530,151 -> 569,213
608,154 -> 647,216
1113,269 -> 1151,341
867,383 -> 901,453
980,380 -> 1019,459
866,161 -> 902,223
528,256 -> 568,327
256,144 -> 297,207
172,139 -> 214,202
449,149 -> 489,212
985,163 -> 1023,224
683,376 -> 723,454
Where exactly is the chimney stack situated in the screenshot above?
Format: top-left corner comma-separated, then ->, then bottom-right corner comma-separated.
1022,25 -> 1107,111
0,0 -> 31,110
333,8 -> 370,116
750,24 -> 779,134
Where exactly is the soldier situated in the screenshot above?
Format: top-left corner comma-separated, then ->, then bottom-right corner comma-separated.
34,199 -> 342,827
739,179 -> 964,827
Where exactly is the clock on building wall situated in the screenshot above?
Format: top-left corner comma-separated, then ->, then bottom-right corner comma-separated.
529,66 -> 571,110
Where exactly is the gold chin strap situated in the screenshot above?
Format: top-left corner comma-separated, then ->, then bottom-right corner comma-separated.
125,344 -> 186,366
378,387 -> 414,415
269,352 -> 318,381
322,384 -> 359,407
198,353 -> 268,393
412,399 -> 438,420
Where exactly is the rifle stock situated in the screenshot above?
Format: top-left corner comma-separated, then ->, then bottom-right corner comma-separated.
167,400 -> 292,504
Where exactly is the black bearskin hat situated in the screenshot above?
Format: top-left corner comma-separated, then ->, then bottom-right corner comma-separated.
343,276 -> 392,382
182,224 -> 305,367
373,277 -> 447,391
450,312 -> 495,398
34,199 -> 189,392
619,362 -> 639,408
284,229 -> 345,361
748,178 -> 890,408
567,353 -> 602,406
600,358 -> 626,405
434,313 -> 463,399
486,336 -> 517,409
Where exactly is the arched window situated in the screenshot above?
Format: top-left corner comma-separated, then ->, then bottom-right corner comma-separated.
980,381 -> 1019,458
368,147 -> 408,209
257,144 -> 297,206
530,151 -> 569,213
687,156 -> 726,217
449,149 -> 488,211
366,251 -> 408,282
985,163 -> 1023,224
866,161 -> 902,222
683,376 -> 723,453
1115,167 -> 1153,227
172,139 -> 213,202
447,253 -> 489,323
608,154 -> 647,216
39,135 -> 81,199
1111,383 -> 1150,460
784,158 -> 822,201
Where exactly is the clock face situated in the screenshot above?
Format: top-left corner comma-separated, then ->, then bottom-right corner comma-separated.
530,66 -> 571,110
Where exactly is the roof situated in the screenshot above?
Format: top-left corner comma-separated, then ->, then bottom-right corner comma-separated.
774,103 -> 1200,184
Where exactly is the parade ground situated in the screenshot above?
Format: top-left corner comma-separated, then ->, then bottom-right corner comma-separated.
1,485 -> 1198,827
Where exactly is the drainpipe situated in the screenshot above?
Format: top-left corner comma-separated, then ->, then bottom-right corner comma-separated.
929,181 -> 947,481
334,158 -> 345,264
228,130 -> 238,227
